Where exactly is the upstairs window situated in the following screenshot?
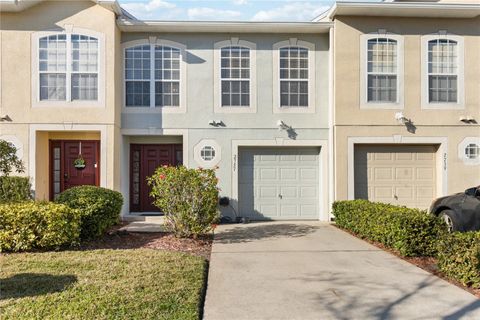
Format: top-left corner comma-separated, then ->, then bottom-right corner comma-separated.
421,34 -> 464,109
279,47 -> 309,107
427,39 -> 458,103
125,45 -> 151,107
38,33 -> 98,102
220,46 -> 250,107
367,38 -> 397,103
124,41 -> 183,109
155,46 -> 181,107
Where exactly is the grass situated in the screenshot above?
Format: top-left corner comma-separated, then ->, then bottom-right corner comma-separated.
0,249 -> 207,320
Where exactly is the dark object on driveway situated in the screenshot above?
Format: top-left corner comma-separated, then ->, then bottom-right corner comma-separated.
429,186 -> 480,232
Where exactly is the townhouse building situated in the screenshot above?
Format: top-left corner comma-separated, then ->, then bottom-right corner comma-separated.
0,0 -> 332,220
0,0 -> 478,220
324,0 -> 480,209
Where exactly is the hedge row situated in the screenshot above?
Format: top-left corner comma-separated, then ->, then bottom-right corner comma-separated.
0,202 -> 80,252
437,232 -> 480,288
0,176 -> 31,203
0,186 -> 123,252
332,200 -> 446,257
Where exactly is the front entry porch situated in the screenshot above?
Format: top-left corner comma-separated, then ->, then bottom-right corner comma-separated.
130,143 -> 182,212
50,140 -> 100,200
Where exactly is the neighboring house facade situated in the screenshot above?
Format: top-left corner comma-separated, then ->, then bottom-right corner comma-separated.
0,0 -> 332,220
0,0 -> 478,220
0,0 -> 124,201
326,0 -> 480,209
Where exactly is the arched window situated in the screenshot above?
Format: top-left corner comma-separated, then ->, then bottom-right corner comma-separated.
366,38 -> 397,103
124,40 -> 184,109
279,46 -> 309,107
38,33 -> 99,102
155,45 -> 181,107
214,38 -> 256,113
421,33 -> 464,109
220,46 -> 250,107
427,38 -> 458,103
125,45 -> 151,106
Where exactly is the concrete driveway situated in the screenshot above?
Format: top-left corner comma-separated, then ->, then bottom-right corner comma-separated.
203,222 -> 480,320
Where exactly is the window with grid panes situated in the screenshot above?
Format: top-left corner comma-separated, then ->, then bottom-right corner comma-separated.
200,146 -> 216,161
367,38 -> 397,103
155,46 -> 180,107
125,44 -> 181,107
465,144 -> 480,160
279,47 -> 308,107
428,39 -> 458,103
125,45 -> 151,107
39,34 -> 98,101
221,46 -> 250,107
71,35 -> 98,100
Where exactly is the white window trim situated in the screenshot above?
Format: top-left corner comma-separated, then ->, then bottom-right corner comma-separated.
31,27 -> 105,108
122,37 -> 187,114
421,33 -> 465,109
273,38 -> 316,114
194,139 -> 221,168
213,38 -> 257,114
360,32 -> 404,109
458,137 -> 480,166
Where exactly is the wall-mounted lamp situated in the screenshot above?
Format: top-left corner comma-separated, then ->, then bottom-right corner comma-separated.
209,120 -> 225,127
277,120 -> 291,131
394,112 -> 409,125
0,114 -> 11,122
276,120 -> 297,139
460,116 -> 477,124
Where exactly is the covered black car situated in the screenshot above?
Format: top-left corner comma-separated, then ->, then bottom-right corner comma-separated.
429,186 -> 480,232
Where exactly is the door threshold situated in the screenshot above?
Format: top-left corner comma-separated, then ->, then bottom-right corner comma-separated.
122,213 -> 165,222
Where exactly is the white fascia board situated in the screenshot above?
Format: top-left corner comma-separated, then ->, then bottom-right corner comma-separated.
0,0 -> 42,12
0,0 -> 132,18
330,2 -> 480,19
117,19 -> 333,33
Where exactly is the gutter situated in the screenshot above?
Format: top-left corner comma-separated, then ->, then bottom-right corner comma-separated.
328,1 -> 480,19
117,18 -> 334,33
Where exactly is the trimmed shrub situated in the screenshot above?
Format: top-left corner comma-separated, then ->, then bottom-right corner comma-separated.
0,201 -> 80,252
55,186 -> 123,240
0,176 -> 32,203
333,200 -> 446,257
148,166 -> 220,238
437,232 -> 480,288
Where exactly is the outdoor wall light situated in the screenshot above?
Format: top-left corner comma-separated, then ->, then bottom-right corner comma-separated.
0,114 -> 11,121
209,120 -> 225,127
394,112 -> 409,125
460,116 -> 476,124
277,120 -> 291,131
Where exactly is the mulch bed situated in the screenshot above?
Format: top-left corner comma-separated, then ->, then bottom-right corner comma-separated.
79,223 -> 213,261
333,225 -> 480,299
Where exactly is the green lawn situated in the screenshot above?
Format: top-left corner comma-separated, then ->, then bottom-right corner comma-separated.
0,249 -> 207,320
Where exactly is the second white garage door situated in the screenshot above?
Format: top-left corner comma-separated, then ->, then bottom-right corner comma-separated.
238,147 -> 320,220
354,145 -> 437,209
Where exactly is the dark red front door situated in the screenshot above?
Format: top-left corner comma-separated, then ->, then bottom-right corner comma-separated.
50,140 -> 100,200
130,144 -> 182,212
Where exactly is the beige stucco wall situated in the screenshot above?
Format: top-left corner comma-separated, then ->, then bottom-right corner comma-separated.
333,15 -> 480,202
0,1 -> 120,198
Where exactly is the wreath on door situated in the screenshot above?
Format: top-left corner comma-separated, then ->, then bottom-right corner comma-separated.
73,155 -> 86,169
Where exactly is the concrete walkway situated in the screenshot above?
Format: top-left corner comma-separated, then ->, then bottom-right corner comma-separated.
203,222 -> 480,320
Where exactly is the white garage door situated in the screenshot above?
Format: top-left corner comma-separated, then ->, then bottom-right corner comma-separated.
354,145 -> 437,209
238,147 -> 320,220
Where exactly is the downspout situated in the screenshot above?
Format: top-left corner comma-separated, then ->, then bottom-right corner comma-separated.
328,23 -> 336,221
